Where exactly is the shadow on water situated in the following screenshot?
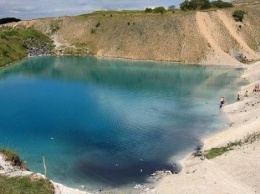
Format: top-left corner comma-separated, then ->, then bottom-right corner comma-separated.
73,157 -> 175,186
53,124 -> 188,187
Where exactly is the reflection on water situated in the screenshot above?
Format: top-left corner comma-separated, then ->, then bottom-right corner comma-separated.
0,56 -> 244,191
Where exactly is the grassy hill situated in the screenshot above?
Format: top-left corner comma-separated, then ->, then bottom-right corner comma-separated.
1,2 -> 260,67
0,27 -> 53,68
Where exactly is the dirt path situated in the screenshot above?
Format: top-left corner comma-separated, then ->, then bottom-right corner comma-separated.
216,10 -> 259,60
196,12 -> 241,65
52,35 -> 63,49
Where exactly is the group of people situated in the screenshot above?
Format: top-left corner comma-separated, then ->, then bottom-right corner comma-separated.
220,83 -> 259,108
253,84 -> 260,92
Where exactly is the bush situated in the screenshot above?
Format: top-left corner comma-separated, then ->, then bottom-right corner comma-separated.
95,21 -> 100,28
232,10 -> 246,22
153,6 -> 166,14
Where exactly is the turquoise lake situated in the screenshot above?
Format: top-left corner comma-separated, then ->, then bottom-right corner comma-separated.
0,56 -> 244,191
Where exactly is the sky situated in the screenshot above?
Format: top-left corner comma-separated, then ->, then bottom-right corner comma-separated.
0,0 -> 183,20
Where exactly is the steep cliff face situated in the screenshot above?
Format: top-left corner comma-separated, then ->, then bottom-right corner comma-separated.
14,4 -> 260,65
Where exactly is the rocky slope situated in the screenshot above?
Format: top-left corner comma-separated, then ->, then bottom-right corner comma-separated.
4,3 -> 260,65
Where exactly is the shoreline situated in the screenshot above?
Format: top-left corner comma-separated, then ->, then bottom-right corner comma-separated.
203,62 -> 260,149
0,51 -> 247,71
0,154 -> 89,194
154,61 -> 260,194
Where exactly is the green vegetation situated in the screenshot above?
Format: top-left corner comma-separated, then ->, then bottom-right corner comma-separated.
0,27 -> 53,68
79,10 -> 145,17
153,6 -> 167,14
180,0 -> 211,11
0,149 -> 27,169
0,175 -> 55,194
0,149 -> 54,193
211,0 -> 233,8
232,10 -> 246,22
205,145 -> 234,159
205,132 -> 260,159
145,6 -> 167,14
79,1 -> 235,16
180,0 -> 233,11
144,8 -> 153,13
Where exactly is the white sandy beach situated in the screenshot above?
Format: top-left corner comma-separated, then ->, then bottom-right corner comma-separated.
154,61 -> 260,194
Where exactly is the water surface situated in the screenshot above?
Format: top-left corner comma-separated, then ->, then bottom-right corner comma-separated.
0,56 -> 244,191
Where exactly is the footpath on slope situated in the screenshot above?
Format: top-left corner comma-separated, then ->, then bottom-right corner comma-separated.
216,10 -> 260,60
196,10 -> 260,66
196,11 -> 241,65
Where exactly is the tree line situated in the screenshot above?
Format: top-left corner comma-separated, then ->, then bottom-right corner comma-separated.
0,17 -> 21,25
180,0 -> 233,11
145,0 -> 233,14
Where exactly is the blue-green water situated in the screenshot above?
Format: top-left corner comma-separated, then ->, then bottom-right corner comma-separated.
0,56 -> 244,191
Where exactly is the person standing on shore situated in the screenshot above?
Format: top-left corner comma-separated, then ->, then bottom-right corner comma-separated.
219,97 -> 225,108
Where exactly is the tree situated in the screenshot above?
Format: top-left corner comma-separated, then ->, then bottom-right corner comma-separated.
145,8 -> 153,13
153,6 -> 166,14
211,0 -> 233,8
190,0 -> 211,10
0,17 -> 21,24
180,0 -> 191,11
168,5 -> 176,11
180,0 -> 211,10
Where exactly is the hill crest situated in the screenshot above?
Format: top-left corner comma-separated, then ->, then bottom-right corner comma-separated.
3,5 -> 260,65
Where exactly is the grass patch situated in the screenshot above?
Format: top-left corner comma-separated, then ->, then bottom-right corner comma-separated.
78,9 -> 183,18
205,147 -> 233,159
79,10 -> 144,17
0,175 -> 55,194
205,133 -> 260,159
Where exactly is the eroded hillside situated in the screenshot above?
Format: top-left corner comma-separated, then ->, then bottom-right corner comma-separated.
5,3 -> 260,65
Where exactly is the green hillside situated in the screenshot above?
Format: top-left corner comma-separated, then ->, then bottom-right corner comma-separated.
0,27 -> 53,68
